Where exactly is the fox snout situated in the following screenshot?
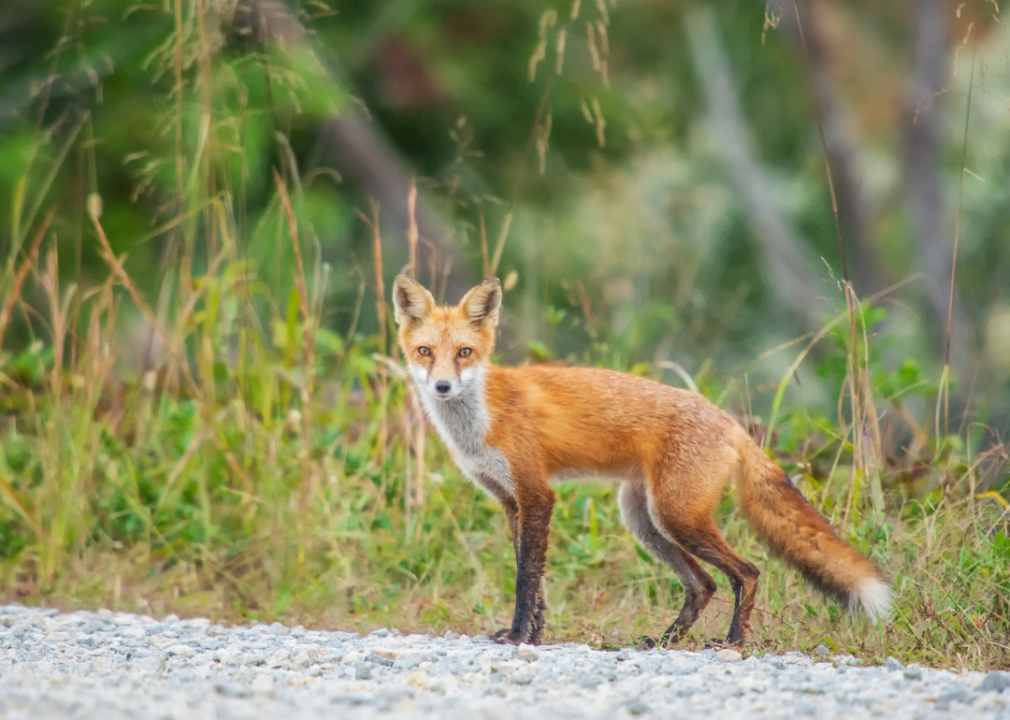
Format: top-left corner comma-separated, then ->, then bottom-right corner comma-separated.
422,374 -> 460,401
424,368 -> 461,400
408,364 -> 462,401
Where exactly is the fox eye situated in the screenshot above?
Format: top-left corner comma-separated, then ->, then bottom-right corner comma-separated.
458,347 -> 473,358
417,346 -> 431,357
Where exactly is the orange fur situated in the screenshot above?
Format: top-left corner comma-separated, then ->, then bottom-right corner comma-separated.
392,275 -> 891,646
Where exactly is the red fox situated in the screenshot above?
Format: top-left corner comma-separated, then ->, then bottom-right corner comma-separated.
392,274 -> 890,646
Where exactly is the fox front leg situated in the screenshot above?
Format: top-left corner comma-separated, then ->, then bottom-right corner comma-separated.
493,495 -> 549,644
496,491 -> 554,645
508,496 -> 554,644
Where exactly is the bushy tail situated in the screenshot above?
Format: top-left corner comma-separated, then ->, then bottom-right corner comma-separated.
734,431 -> 891,622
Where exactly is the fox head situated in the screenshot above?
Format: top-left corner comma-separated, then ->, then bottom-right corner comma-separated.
392,274 -> 501,401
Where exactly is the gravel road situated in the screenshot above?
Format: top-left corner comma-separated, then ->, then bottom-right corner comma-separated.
1,604 -> 1008,719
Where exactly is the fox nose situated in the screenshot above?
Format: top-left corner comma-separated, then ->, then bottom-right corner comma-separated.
434,380 -> 452,395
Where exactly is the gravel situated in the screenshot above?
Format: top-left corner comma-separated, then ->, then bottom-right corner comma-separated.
0,604 -> 1007,719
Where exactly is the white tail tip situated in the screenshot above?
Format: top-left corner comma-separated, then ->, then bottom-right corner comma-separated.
851,577 -> 892,623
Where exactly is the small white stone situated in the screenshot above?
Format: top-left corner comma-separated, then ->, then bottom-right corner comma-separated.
517,644 -> 541,663
251,673 -> 275,696
241,652 -> 265,666
131,655 -> 165,674
166,645 -> 196,659
512,669 -> 535,685
290,644 -> 319,669
266,649 -> 289,668
407,670 -> 432,689
737,676 -> 767,693
343,650 -> 362,663
716,649 -> 743,663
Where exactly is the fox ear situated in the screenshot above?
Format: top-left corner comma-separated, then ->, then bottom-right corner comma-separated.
392,274 -> 435,327
459,277 -> 502,329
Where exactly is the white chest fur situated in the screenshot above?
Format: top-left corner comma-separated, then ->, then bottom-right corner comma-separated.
411,367 -> 515,499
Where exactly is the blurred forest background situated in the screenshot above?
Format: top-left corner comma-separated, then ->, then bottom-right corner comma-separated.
1,0 -> 1009,666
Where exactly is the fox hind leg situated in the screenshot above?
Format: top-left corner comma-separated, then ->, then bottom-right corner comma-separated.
646,488 -> 760,647
618,482 -> 717,646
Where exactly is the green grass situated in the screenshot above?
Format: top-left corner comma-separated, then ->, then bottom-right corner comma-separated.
1,240 -> 1008,668
1,0 -> 1008,673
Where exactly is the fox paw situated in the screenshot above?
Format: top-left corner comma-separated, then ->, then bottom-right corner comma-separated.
492,628 -> 531,645
634,635 -> 657,650
527,608 -> 546,645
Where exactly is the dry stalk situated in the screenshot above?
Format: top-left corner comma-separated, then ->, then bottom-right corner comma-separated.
407,177 -> 418,278
403,179 -> 428,520
479,213 -> 491,279
939,44 -> 976,512
41,245 -> 66,399
173,0 -> 186,212
87,195 -> 198,396
274,169 -> 318,578
792,0 -> 883,514
358,199 -> 389,494
409,384 -> 427,513
0,470 -> 43,540
0,209 -> 55,350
